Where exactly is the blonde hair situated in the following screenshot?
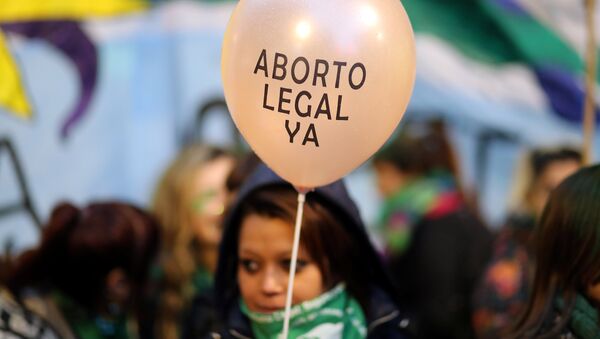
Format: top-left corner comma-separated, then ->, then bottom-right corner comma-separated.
152,143 -> 228,339
507,151 -> 536,214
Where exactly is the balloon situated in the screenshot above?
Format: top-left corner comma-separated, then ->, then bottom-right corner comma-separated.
222,0 -> 415,188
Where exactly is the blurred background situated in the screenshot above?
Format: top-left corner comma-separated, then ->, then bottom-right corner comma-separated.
0,0 -> 598,252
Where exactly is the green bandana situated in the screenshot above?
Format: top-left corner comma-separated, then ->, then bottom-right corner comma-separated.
241,284 -> 367,339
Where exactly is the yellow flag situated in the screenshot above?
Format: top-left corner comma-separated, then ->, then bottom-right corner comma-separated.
0,0 -> 147,21
0,30 -> 31,119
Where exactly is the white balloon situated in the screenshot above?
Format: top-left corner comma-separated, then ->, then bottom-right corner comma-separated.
222,0 -> 415,188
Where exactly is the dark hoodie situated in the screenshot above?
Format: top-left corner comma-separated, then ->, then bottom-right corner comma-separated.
209,164 -> 414,339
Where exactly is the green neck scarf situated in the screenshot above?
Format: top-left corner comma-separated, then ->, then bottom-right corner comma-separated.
53,291 -> 131,339
241,284 -> 367,339
556,294 -> 600,339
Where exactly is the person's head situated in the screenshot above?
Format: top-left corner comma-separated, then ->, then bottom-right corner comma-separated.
152,143 -> 234,273
215,164 -> 396,319
509,147 -> 582,219
523,147 -> 582,217
9,201 -> 160,314
512,165 -> 600,337
235,186 -> 367,313
373,119 -> 460,198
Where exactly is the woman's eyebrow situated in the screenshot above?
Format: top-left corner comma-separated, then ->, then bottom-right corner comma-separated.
274,251 -> 310,259
239,248 -> 260,256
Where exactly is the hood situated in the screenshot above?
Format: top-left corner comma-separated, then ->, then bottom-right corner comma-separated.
214,163 -> 399,326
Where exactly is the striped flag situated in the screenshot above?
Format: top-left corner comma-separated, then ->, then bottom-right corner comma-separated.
404,0 -> 599,123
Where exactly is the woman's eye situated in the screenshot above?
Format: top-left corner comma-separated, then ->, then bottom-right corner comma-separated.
240,259 -> 259,273
281,259 -> 308,273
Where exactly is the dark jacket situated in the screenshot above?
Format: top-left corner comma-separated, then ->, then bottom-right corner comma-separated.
182,287 -> 218,339
211,164 -> 415,338
388,207 -> 492,338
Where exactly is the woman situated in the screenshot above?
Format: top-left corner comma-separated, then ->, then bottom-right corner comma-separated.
511,164 -> 600,338
152,143 -> 234,339
373,119 -> 492,338
8,201 -> 160,339
472,147 -> 581,338
212,163 -> 413,338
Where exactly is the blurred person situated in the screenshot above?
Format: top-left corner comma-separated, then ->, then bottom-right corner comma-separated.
151,143 -> 234,339
8,201 -> 160,339
181,150 -> 260,338
472,147 -> 582,338
211,163 -> 414,338
373,119 -> 492,338
511,164 -> 600,338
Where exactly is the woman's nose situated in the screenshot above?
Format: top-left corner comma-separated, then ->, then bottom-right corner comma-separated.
261,266 -> 285,295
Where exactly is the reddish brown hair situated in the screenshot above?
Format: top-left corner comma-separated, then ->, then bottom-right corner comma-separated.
9,201 -> 160,310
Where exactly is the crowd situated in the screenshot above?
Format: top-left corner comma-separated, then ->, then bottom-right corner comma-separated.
1,119 -> 598,339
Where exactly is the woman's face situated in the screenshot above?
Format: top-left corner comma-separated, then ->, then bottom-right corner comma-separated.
189,156 -> 234,248
374,161 -> 410,198
237,214 -> 324,313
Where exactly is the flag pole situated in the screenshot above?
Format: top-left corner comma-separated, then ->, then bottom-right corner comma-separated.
583,0 -> 597,165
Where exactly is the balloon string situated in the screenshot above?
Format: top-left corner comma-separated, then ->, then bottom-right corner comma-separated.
282,191 -> 306,339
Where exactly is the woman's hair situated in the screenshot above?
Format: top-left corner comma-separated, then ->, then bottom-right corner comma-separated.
511,164 -> 600,338
374,119 -> 461,179
225,151 -> 260,196
151,143 -> 229,339
508,146 -> 582,213
9,201 -> 160,309
231,185 -> 372,311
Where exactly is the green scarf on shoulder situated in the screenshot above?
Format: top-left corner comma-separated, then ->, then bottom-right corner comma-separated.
556,294 -> 600,339
53,291 -> 131,339
241,284 -> 367,339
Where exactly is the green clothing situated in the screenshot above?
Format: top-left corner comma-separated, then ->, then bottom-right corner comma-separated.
378,173 -> 460,255
241,284 -> 367,339
191,265 -> 213,294
53,292 -> 131,339
556,294 -> 600,339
